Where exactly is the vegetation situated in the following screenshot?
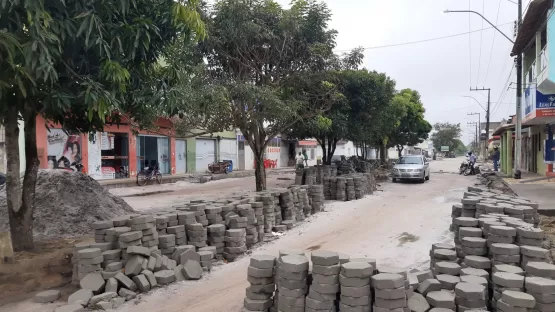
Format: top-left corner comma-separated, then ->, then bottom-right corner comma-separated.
0,0 -> 206,251
430,122 -> 463,153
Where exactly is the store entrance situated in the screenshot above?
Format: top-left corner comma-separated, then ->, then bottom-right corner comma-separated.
136,135 -> 170,174
100,133 -> 129,179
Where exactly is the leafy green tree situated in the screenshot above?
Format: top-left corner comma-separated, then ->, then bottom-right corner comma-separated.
387,89 -> 432,158
0,0 -> 205,250
200,0 -> 339,191
430,122 -> 463,153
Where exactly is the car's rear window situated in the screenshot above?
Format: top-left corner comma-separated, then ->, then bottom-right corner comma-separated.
398,157 -> 422,164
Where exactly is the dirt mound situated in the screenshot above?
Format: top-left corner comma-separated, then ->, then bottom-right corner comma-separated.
0,170 -> 135,239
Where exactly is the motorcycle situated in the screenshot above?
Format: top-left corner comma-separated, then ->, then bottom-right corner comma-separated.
459,160 -> 469,175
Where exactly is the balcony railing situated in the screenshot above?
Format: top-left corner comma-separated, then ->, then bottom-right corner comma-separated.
540,45 -> 548,73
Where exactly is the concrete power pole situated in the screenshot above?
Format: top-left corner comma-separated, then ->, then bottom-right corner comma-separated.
514,0 -> 523,178
468,112 -> 481,156
470,88 -> 490,159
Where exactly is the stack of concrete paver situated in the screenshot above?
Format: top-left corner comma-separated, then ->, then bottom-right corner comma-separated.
275,254 -> 309,312
279,190 -> 296,223
307,251 -> 340,312
454,282 -> 487,311
207,224 -> 225,260
336,177 -> 346,201
516,226 -> 545,247
258,194 -> 275,234
353,175 -> 366,199
429,243 -> 456,274
329,177 -> 338,200
244,255 -> 276,312
498,290 -> 536,312
525,276 -> 555,311
155,215 -> 169,235
271,191 -> 283,229
372,273 -> 406,312
299,188 -> 311,217
250,201 -> 265,244
177,211 -> 196,228
323,177 -> 332,200
309,184 -> 324,214
521,245 -> 552,269
490,242 -> 520,267
491,271 -> 525,309
345,178 -> 355,201
237,204 -> 258,249
205,206 -> 223,226
223,228 -> 246,262
190,204 -> 209,227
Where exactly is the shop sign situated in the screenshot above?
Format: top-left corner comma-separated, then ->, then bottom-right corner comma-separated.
524,84 -> 555,119
266,147 -> 281,153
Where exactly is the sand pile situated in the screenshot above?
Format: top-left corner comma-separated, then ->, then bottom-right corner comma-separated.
0,170 -> 135,239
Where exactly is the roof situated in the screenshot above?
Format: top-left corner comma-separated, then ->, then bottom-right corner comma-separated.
492,123 -> 532,136
511,0 -> 552,56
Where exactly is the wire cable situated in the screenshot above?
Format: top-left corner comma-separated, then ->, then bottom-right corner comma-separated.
333,22 -> 513,52
483,0 -> 502,84
492,62 -> 516,116
469,0 -> 473,87
476,0 -> 486,86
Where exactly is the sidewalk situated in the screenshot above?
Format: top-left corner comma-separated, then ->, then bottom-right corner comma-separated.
501,171 -> 555,216
99,167 -> 294,190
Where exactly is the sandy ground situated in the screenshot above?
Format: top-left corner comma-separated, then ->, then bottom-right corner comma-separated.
1,158 -> 475,312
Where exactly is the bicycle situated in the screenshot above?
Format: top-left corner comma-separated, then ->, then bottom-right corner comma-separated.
136,165 -> 162,186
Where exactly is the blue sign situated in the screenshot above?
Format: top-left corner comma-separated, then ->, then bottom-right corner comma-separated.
524,84 -> 555,118
536,91 -> 555,109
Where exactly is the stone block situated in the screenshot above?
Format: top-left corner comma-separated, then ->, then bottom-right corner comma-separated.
526,262 -> 555,279
492,272 -> 525,288
372,273 -> 405,289
154,270 -> 176,285
124,255 -> 144,276
248,266 -> 273,278
375,287 -> 406,299
416,271 -> 434,283
520,246 -> 550,259
437,274 -> 460,290
341,285 -> 371,297
426,291 -> 455,309
250,254 -> 276,269
183,260 -> 203,280
435,262 -> 461,276
502,290 -> 536,308
77,248 -> 102,259
35,290 -> 61,303
342,262 -> 373,278
179,249 -> 201,265
408,293 -> 430,312
525,277 -> 555,294
132,274 -> 151,292
417,279 -> 442,296
105,277 -> 118,293
54,304 -> 84,312
454,282 -> 486,301
127,246 -> 150,257
311,250 -> 339,266
79,273 -> 105,294
463,256 -> 490,269
68,289 -> 93,306
490,243 -> 520,255
497,299 -> 527,312
118,288 -> 137,301
114,272 -> 137,292
339,274 -> 370,287
89,292 -> 117,306
312,263 -> 340,276
374,297 -> 407,309
460,268 -> 488,279
280,255 -> 309,273
142,269 -> 157,288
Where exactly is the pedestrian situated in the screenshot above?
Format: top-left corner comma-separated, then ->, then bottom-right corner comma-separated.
295,152 -> 304,169
492,146 -> 500,171
302,150 -> 308,167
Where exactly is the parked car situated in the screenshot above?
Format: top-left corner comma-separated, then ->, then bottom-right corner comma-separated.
391,155 -> 430,183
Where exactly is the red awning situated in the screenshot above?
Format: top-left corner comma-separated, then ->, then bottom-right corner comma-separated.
298,140 -> 318,146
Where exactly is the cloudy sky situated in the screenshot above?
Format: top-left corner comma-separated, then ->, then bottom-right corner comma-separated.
273,0 -> 530,144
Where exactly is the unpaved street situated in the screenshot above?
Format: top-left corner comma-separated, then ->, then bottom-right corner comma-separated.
0,158 -> 473,312
116,158 -> 471,312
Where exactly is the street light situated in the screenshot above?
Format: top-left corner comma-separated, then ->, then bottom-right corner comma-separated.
443,10 -> 514,44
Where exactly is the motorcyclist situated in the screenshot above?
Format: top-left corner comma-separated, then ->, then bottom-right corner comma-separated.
468,151 -> 477,174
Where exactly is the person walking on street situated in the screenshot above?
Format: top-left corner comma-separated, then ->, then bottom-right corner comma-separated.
302,150 -> 308,167
296,152 -> 304,169
492,146 -> 500,171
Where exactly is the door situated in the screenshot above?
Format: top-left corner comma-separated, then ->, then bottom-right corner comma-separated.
175,139 -> 187,174
219,138 -> 237,169
238,141 -> 245,170
196,139 -> 216,172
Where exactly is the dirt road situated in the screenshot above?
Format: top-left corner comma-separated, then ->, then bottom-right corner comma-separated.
115,158 -> 471,312
1,158 -> 473,312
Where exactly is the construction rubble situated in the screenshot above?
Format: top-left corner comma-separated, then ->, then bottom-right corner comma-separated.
35,166 -> 376,311
238,186 -> 554,312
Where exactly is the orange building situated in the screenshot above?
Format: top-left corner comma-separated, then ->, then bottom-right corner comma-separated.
36,116 -> 177,180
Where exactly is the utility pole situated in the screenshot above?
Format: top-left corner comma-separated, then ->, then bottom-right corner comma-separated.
468,112 -> 481,156
515,0 -> 523,178
468,122 -> 478,152
470,88 -> 490,159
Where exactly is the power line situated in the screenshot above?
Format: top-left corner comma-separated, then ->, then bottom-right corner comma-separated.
492,62 -> 516,116
483,0 -> 502,84
476,0 -> 485,86
469,0 -> 473,87
333,22 -> 513,52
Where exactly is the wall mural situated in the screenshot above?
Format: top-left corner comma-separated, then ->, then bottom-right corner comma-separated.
46,129 -> 82,171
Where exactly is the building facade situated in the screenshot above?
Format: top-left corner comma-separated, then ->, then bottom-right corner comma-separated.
511,0 -> 555,176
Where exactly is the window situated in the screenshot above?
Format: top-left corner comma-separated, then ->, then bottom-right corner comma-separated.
398,156 -> 423,164
310,148 -> 315,160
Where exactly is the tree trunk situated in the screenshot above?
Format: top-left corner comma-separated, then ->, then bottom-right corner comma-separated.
397,145 -> 404,158
6,108 -> 39,251
318,139 -> 327,165
254,150 -> 266,191
380,142 -> 387,162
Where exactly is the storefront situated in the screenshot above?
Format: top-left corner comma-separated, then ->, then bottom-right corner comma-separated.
136,135 -> 171,175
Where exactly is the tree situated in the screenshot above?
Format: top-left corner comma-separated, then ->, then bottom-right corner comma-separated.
430,122 -> 463,153
387,89 -> 432,158
453,139 -> 467,155
200,0 -> 339,191
0,0 -> 205,251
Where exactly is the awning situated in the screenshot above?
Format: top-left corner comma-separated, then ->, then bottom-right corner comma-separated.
511,0 -> 551,56
492,124 -> 532,136
298,140 -> 318,147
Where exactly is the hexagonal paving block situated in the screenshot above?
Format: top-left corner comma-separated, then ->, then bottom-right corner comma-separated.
490,243 -> 520,255
492,272 -> 525,288
525,277 -> 555,294
435,261 -> 461,276
426,291 -> 456,309
526,262 -> 555,279
280,255 -> 309,273
464,256 -> 491,270
455,282 -> 486,301
502,290 -> 536,308
436,275 -> 460,290
342,262 -> 373,278
371,273 -> 405,289
460,268 -> 489,279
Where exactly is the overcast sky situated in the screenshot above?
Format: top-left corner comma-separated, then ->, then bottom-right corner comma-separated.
272,0 -> 530,145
